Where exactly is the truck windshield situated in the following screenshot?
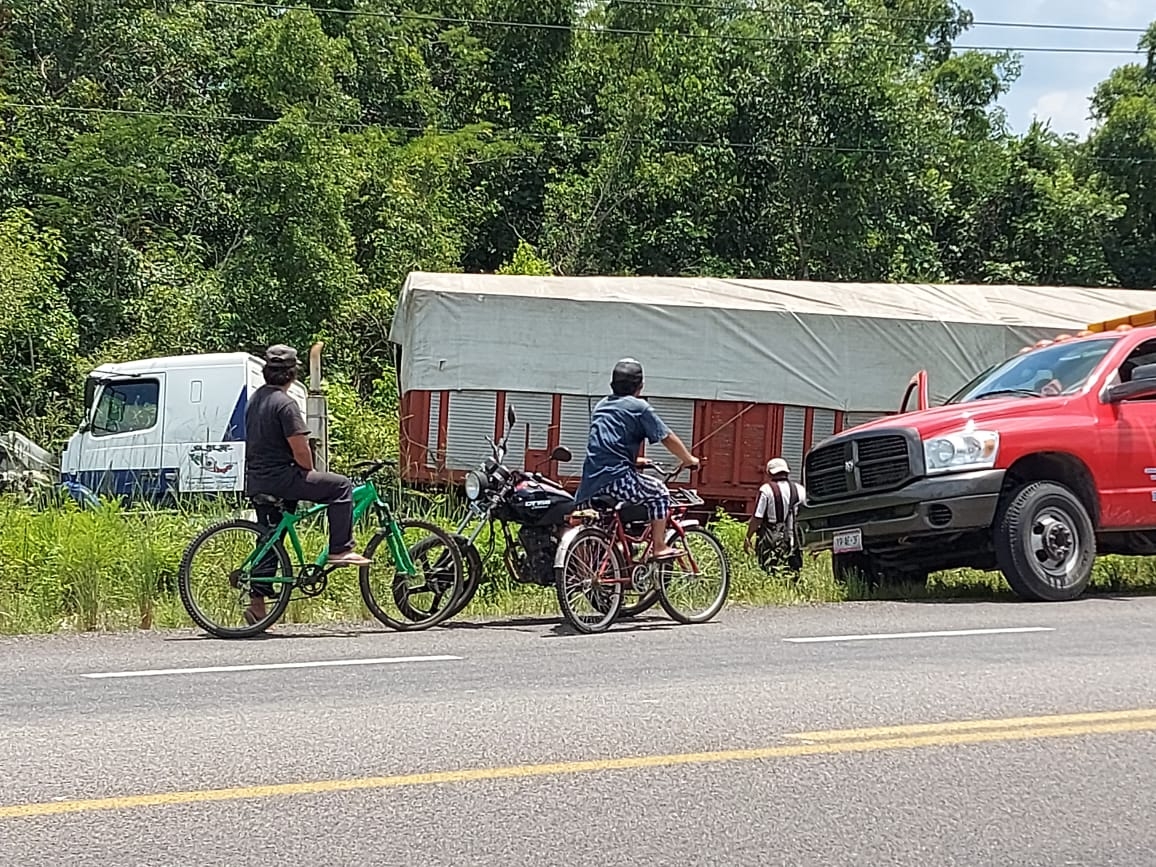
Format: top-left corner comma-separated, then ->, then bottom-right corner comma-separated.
945,337 -> 1119,404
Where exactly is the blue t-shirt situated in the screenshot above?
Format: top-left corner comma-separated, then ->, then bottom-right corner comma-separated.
574,394 -> 671,503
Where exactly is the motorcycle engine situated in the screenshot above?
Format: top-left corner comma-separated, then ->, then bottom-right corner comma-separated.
515,525 -> 559,586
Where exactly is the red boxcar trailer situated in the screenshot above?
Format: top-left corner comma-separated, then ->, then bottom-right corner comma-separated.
387,272 -> 1156,516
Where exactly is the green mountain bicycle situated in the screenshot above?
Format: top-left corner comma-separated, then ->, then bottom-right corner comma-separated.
177,459 -> 464,638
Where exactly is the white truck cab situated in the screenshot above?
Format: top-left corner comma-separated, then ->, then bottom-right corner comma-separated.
60,352 -> 308,501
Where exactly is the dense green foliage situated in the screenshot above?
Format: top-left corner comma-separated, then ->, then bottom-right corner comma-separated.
2,0 -> 1155,448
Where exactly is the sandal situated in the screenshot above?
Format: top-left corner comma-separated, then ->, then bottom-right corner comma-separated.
327,550 -> 372,567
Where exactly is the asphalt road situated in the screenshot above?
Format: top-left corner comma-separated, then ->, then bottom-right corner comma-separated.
4,597 -> 1156,865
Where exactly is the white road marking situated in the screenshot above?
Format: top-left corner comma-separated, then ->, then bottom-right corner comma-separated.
80,655 -> 463,679
783,626 -> 1055,644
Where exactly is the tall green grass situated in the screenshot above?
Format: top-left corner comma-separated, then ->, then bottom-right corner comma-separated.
2,495 -> 1156,635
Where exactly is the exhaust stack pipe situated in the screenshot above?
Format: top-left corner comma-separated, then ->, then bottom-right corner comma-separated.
306,341 -> 329,472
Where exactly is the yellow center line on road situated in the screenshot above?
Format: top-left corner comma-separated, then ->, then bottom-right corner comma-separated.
3,708 -> 1156,820
787,706 -> 1156,742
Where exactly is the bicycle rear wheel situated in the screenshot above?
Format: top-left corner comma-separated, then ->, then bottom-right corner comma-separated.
555,526 -> 624,634
657,524 -> 731,624
178,519 -> 294,638
359,519 -> 464,631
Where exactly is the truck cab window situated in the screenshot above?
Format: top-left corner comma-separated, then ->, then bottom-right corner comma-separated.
947,338 -> 1118,403
1117,340 -> 1156,389
91,379 -> 160,436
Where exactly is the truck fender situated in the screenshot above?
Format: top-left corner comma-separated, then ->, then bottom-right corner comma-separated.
554,522 -> 593,570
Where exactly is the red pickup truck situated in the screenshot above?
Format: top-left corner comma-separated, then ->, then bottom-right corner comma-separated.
796,311 -> 1156,602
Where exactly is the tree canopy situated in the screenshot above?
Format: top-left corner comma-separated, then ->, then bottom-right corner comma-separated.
1,1 -> 1153,446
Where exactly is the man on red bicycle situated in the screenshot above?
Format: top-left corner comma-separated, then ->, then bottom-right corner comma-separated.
574,358 -> 699,559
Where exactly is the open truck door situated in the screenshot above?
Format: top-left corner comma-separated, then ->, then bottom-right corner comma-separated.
899,370 -> 929,413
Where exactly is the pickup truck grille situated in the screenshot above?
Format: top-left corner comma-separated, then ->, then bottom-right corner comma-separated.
805,433 -> 913,502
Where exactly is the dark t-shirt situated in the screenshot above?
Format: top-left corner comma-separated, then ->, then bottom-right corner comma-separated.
574,394 -> 671,503
245,384 -> 310,493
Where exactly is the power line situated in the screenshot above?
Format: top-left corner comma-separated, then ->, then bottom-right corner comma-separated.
198,0 -> 1147,56
0,102 -> 372,130
604,0 -> 1154,35
5,101 -> 1155,165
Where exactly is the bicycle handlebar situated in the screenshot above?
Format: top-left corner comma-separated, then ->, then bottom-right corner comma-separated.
350,458 -> 397,479
639,458 -> 701,482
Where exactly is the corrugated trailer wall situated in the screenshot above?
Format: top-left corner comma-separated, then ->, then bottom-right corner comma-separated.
399,389 -> 857,514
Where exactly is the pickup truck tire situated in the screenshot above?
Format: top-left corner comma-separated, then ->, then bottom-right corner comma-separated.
994,481 -> 1095,602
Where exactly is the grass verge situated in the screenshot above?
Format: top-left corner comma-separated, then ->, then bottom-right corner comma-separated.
2,497 -> 1156,635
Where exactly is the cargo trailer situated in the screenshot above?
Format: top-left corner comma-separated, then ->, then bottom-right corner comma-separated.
387,272 -> 1156,514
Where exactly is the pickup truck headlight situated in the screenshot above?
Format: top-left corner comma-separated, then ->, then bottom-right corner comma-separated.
923,430 -> 999,474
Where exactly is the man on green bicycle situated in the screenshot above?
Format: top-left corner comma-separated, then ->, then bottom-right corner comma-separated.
574,358 -> 699,560
245,345 -> 370,620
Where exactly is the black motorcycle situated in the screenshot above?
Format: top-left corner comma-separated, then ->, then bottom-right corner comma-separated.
422,404 -> 574,620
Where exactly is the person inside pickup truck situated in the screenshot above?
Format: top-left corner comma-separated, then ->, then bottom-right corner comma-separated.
1036,346 -> 1119,396
244,344 -> 370,624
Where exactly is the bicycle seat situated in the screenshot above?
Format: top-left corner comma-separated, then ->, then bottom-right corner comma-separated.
589,494 -> 620,510
617,502 -> 651,525
249,493 -> 286,508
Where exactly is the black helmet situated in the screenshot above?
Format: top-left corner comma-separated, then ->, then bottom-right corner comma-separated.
611,358 -> 644,395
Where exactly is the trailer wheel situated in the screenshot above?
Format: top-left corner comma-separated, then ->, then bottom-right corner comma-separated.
994,481 -> 1095,602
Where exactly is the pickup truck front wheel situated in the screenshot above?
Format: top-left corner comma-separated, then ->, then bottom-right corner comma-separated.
994,481 -> 1095,602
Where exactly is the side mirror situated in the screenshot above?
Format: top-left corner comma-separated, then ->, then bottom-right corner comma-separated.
506,404 -> 516,426
550,446 -> 572,463
1107,363 -> 1156,402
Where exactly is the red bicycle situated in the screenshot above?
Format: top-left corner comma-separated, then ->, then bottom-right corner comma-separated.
554,461 -> 731,634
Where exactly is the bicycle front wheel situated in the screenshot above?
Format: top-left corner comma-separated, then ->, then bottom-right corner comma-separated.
178,519 -> 294,638
555,526 -> 624,634
657,524 -> 731,624
360,519 -> 464,631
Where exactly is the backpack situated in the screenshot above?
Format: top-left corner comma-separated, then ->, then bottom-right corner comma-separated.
756,481 -> 804,574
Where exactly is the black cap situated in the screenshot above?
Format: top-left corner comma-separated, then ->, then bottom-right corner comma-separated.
264,344 -> 299,369
611,357 -> 644,395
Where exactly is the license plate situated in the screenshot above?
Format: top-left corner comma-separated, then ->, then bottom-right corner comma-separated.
832,529 -> 863,554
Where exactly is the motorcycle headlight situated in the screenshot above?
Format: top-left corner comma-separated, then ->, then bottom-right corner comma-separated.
464,470 -> 485,500
923,430 -> 1000,474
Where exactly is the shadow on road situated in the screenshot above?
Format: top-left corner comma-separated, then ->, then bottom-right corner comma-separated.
163,628 -> 387,642
440,613 -> 683,637
539,618 -> 684,638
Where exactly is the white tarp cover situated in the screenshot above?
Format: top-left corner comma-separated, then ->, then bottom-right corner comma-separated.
388,272 -> 1156,412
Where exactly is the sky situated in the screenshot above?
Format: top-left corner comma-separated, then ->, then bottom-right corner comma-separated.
951,0 -> 1152,137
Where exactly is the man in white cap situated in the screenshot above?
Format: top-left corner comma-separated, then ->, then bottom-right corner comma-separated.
744,457 -> 806,574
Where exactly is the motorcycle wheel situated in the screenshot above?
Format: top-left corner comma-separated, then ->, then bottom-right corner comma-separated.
393,532 -> 484,622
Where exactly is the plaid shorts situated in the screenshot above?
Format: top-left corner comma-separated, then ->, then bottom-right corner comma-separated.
603,470 -> 671,522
